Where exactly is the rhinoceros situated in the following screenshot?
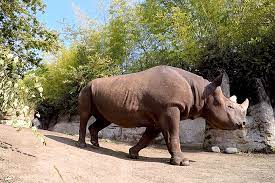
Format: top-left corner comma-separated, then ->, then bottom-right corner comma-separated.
76,65 -> 249,166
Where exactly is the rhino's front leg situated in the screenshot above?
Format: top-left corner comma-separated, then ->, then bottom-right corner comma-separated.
129,127 -> 161,159
159,107 -> 190,166
88,119 -> 111,147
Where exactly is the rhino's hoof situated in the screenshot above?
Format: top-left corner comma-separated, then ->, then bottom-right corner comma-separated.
128,148 -> 139,159
129,153 -> 139,159
180,159 -> 190,166
90,140 -> 100,148
170,157 -> 190,166
75,141 -> 87,148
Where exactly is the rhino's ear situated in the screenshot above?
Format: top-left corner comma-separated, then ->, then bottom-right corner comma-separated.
203,73 -> 224,98
212,73 -> 223,87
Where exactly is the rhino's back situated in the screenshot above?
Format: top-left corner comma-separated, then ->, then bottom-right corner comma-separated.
90,66 -> 203,127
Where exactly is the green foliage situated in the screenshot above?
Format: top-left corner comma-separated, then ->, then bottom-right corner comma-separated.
127,0 -> 274,71
175,0 -> 275,102
3,0 -> 271,116
0,0 -> 59,73
0,0 -> 58,123
115,0 -> 274,103
102,0 -> 202,72
0,46 -> 43,118
37,0 -> 274,113
38,45 -> 120,113
0,119 -> 32,129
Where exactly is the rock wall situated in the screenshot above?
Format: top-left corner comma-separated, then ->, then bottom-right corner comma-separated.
50,116 -> 206,147
48,102 -> 275,152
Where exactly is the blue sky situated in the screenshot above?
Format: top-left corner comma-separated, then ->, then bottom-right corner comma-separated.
38,0 -> 111,32
38,0 -> 142,46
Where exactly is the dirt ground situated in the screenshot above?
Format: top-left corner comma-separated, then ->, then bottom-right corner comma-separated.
0,124 -> 275,183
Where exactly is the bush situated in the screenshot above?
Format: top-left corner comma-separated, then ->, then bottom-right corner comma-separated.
37,45 -> 120,113
0,47 -> 43,118
31,0 -> 275,116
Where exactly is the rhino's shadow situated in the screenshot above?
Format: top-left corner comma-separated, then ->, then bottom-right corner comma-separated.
46,135 -> 172,164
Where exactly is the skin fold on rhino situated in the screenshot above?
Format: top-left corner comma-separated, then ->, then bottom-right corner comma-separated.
76,65 -> 249,166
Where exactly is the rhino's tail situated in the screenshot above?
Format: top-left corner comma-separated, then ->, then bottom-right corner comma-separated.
79,82 -> 93,117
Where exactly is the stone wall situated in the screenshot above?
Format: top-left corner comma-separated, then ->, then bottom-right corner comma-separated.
47,101 -> 275,152
47,102 -> 275,152
50,116 -> 206,147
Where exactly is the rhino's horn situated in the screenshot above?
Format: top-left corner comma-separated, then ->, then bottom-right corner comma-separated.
229,95 -> 237,103
240,99 -> 249,110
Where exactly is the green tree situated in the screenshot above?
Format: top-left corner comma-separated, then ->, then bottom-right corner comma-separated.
39,44 -> 120,113
0,0 -> 58,73
0,0 -> 58,117
127,0 -> 274,103
0,46 -> 43,117
107,0 -> 200,72
34,0 -> 275,116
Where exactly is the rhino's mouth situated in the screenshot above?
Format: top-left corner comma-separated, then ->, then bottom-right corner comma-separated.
206,121 -> 220,129
207,121 -> 241,130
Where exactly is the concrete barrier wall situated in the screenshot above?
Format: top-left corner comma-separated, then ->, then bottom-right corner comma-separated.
49,103 -> 275,152
51,116 -> 206,147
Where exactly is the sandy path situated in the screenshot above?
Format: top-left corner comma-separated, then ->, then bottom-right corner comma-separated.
0,124 -> 274,183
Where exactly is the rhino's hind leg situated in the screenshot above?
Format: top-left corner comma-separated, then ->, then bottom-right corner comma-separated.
129,127 -> 161,159
76,111 -> 91,148
159,107 -> 190,166
88,119 -> 111,147
76,85 -> 92,148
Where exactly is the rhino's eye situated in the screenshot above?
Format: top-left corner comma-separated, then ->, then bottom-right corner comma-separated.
228,105 -> 234,109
